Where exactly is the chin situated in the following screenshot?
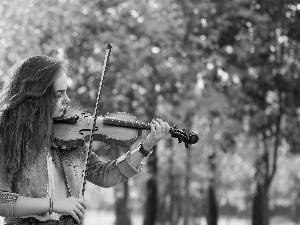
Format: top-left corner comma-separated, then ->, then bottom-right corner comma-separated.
52,111 -> 63,118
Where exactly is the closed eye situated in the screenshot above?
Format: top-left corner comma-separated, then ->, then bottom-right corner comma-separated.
57,90 -> 67,98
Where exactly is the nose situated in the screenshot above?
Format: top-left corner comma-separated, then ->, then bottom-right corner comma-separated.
63,94 -> 70,105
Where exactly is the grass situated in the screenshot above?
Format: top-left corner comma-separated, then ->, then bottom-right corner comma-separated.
83,210 -> 296,225
0,211 -> 296,225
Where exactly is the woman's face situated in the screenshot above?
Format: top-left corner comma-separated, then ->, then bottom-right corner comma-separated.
52,72 -> 70,118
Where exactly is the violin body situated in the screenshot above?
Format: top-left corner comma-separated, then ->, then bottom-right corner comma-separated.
53,107 -> 144,149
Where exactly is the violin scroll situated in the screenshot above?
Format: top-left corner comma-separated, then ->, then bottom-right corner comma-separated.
170,125 -> 199,148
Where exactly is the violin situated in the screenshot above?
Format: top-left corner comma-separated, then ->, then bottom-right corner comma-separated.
53,106 -> 199,149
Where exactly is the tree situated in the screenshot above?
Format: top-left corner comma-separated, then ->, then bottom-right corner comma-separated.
201,1 -> 300,225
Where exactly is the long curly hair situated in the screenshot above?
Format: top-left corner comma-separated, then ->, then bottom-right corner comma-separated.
0,55 -> 66,181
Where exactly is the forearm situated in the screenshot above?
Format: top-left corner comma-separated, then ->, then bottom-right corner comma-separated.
13,196 -> 50,217
129,147 -> 145,168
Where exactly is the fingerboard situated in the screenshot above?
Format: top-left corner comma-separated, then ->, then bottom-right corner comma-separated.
103,117 -> 151,130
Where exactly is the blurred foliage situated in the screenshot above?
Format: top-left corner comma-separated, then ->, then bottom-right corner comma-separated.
1,0 -> 300,223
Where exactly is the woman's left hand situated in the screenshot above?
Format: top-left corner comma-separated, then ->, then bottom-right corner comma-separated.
143,118 -> 171,151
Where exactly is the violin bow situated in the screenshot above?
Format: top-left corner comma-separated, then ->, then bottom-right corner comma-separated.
81,43 -> 112,198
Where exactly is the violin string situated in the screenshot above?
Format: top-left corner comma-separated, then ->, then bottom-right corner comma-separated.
81,44 -> 112,198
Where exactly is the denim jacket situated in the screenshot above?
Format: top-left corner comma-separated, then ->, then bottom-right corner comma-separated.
0,146 -> 141,218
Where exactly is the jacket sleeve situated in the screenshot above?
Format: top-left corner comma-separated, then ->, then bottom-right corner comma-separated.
0,163 -> 19,218
86,150 -> 142,188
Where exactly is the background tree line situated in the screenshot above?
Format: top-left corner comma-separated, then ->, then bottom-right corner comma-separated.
1,1 -> 300,225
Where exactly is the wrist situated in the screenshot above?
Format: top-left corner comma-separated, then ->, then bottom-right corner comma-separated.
138,142 -> 153,157
142,143 -> 153,151
142,139 -> 155,151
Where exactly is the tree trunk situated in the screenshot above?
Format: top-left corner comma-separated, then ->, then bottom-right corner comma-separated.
251,92 -> 282,225
143,146 -> 158,225
205,151 -> 218,225
114,180 -> 132,225
168,140 -> 176,225
251,136 -> 271,225
206,184 -> 218,225
183,146 -> 192,225
156,139 -> 175,225
251,182 -> 269,225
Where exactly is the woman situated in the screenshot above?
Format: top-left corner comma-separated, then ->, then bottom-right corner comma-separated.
0,55 -> 170,224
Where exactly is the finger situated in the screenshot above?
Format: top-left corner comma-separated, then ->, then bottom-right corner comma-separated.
150,121 -> 156,135
152,119 -> 161,136
156,118 -> 167,134
74,207 -> 84,220
75,201 -> 86,214
164,122 -> 170,134
70,210 -> 80,222
76,198 -> 87,209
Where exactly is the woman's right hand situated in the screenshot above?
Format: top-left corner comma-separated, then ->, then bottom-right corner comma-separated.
53,197 -> 86,222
